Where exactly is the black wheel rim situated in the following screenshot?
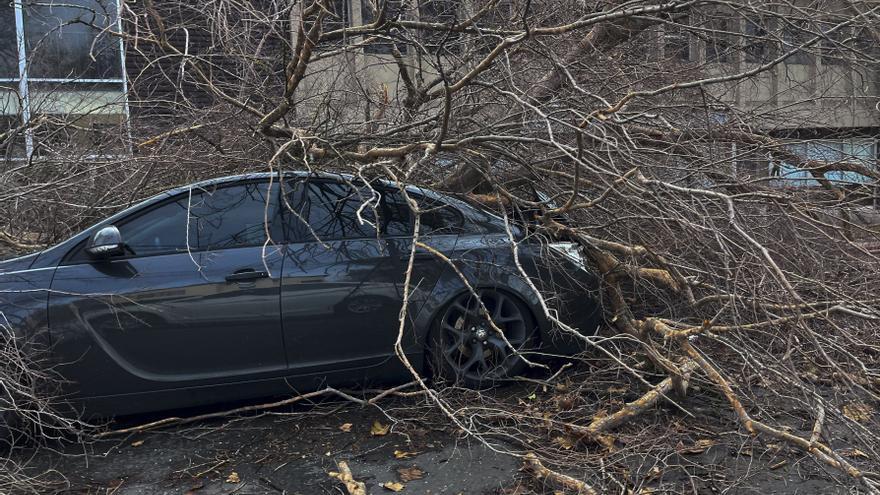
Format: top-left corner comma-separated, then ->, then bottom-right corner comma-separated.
438,289 -> 529,382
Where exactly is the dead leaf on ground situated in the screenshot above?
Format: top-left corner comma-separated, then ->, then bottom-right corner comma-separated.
225,472 -> 240,484
371,420 -> 390,436
382,481 -> 405,492
553,436 -> 574,450
339,423 -> 353,432
130,440 -> 144,447
396,466 -> 424,482
394,450 -> 419,459
843,402 -> 875,423
645,466 -> 662,481
677,438 -> 717,455
184,483 -> 204,495
554,395 -> 575,411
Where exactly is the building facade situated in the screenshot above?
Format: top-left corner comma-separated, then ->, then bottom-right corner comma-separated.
0,0 -> 877,195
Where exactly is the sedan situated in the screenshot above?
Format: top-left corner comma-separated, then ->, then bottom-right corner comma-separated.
0,172 -> 601,432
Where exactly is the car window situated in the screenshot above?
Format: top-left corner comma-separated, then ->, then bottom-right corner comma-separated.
417,196 -> 465,236
375,188 -> 465,236
119,197 -> 193,256
188,182 -> 278,251
283,180 -> 466,242
120,182 -> 277,256
286,180 -> 379,241
120,182 -> 277,255
377,188 -> 413,236
63,181 -> 279,262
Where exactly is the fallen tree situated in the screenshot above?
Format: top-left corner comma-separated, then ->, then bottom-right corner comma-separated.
2,0 -> 879,492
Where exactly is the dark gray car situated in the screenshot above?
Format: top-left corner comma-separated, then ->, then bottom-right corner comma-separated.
0,172 -> 600,430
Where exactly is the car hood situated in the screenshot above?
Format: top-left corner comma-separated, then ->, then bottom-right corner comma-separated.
0,251 -> 42,274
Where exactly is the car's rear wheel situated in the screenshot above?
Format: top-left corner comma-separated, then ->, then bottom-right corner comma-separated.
429,289 -> 538,387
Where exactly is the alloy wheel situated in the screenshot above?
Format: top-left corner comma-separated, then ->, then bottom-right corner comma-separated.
436,289 -> 532,383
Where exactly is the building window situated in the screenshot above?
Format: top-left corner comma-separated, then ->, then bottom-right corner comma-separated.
704,15 -> 734,63
819,22 -> 867,67
472,0 -> 512,54
744,18 -> 773,64
419,0 -> 461,54
662,17 -> 691,62
324,0 -> 349,34
772,139 -> 877,187
853,28 -> 878,61
782,21 -> 813,65
361,0 -> 408,55
0,0 -> 128,159
821,23 -> 845,66
306,0 -> 348,49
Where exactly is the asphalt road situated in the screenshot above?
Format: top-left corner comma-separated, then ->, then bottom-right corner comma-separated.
15,383 -> 861,494
28,400 -> 522,495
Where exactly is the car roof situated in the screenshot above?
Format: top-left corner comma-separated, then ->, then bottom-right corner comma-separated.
172,171 -> 447,199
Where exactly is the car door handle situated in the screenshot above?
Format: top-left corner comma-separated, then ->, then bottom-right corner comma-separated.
225,269 -> 269,283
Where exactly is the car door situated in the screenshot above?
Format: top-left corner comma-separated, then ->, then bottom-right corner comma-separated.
279,178 -> 401,373
279,179 -> 460,374
48,180 -> 288,399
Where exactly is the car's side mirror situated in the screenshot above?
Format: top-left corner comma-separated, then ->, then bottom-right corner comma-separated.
86,225 -> 126,259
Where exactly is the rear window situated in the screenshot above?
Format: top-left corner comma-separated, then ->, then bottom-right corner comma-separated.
416,196 -> 465,235
377,188 -> 465,236
283,180 -> 467,241
284,180 -> 379,241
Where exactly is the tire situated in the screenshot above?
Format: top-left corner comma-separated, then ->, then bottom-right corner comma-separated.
428,288 -> 539,388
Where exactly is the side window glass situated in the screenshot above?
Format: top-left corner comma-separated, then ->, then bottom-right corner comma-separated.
287,181 -> 379,241
280,181 -> 465,241
416,196 -> 464,236
376,189 -> 463,237
189,182 -> 277,250
119,198 -> 193,257
378,189 -> 413,236
116,182 -> 275,257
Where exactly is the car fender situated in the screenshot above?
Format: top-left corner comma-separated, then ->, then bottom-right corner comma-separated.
411,237 -> 602,358
410,244 -> 557,356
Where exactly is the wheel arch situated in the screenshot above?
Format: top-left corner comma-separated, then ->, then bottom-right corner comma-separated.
411,259 -> 600,361
412,275 -> 553,360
